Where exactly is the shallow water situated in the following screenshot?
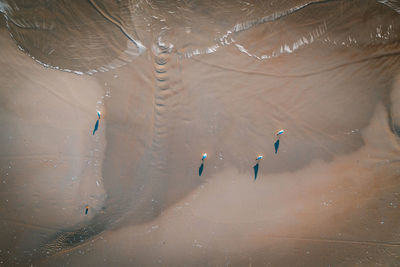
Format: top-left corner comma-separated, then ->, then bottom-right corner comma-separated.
1,0 -> 400,266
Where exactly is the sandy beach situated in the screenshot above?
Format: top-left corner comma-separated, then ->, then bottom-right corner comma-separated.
1,0 -> 400,266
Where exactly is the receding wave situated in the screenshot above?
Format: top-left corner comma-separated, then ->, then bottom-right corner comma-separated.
2,0 -> 143,74
2,0 -> 399,74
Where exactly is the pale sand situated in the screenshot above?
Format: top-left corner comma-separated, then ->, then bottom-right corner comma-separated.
0,28 -> 107,260
41,103 -> 400,266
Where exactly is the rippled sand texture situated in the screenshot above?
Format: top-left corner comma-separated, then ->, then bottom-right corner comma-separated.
1,0 -> 400,266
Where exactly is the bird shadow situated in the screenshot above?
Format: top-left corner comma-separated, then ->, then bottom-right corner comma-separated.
198,162 -> 204,176
274,139 -> 280,154
253,162 -> 259,181
93,119 -> 99,135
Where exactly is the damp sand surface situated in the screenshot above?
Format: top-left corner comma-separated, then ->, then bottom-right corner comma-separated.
1,0 -> 400,265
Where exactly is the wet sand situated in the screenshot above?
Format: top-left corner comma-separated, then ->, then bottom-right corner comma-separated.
1,0 -> 400,266
41,103 -> 400,266
0,27 -> 108,262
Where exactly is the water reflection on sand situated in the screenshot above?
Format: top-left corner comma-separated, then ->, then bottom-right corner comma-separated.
0,0 -> 400,265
